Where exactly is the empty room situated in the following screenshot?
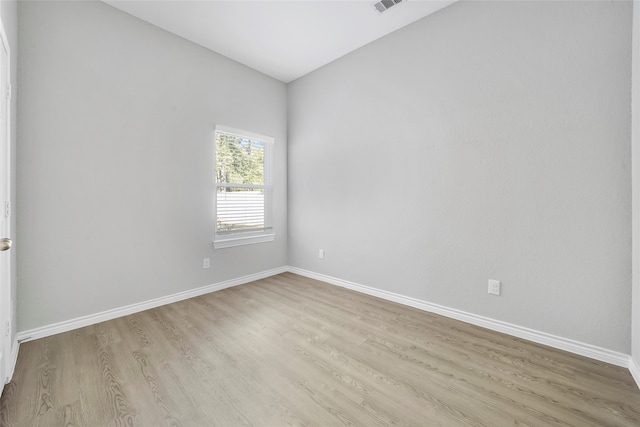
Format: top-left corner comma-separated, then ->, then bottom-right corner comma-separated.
0,0 -> 639,425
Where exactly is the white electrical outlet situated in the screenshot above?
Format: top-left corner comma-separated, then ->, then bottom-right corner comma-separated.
203,258 -> 210,269
319,249 -> 325,260
488,279 -> 501,296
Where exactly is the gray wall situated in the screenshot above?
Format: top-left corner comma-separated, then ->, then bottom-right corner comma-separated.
0,0 -> 17,348
288,1 -> 632,352
17,0 -> 288,331
16,0 -> 635,357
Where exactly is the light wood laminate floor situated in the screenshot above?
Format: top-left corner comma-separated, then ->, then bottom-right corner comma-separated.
1,272 -> 639,426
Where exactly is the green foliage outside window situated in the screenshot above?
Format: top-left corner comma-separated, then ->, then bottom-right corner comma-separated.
215,132 -> 264,190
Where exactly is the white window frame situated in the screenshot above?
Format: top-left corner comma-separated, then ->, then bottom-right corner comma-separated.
213,125 -> 275,249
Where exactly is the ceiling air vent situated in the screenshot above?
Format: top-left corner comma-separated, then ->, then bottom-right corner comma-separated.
373,0 -> 406,14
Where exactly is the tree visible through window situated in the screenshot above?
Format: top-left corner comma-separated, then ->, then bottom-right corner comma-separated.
214,126 -> 274,247
216,133 -> 264,189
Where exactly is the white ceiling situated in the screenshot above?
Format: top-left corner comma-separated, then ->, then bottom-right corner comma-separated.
102,0 -> 456,83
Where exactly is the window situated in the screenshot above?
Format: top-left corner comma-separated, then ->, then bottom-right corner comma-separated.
213,125 -> 274,248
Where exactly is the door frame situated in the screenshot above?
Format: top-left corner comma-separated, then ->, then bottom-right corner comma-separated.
0,13 -> 13,388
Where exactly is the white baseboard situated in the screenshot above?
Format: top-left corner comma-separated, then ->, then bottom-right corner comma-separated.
14,265 -> 638,388
629,356 -> 640,388
3,338 -> 19,385
8,339 -> 19,378
287,267 -> 631,369
16,266 -> 288,344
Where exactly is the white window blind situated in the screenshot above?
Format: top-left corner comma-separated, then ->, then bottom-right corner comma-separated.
214,125 -> 274,248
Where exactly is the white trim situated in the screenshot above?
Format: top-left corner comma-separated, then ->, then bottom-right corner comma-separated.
0,14 -> 11,390
5,340 -> 18,383
213,232 -> 275,249
13,265 -> 636,379
630,356 -> 640,388
287,267 -> 631,368
16,267 -> 288,343
214,125 -> 274,145
631,0 -> 640,392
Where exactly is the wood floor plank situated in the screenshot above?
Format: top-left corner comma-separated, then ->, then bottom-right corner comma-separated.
2,273 -> 639,426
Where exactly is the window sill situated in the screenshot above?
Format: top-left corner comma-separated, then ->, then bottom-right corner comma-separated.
213,233 -> 275,249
